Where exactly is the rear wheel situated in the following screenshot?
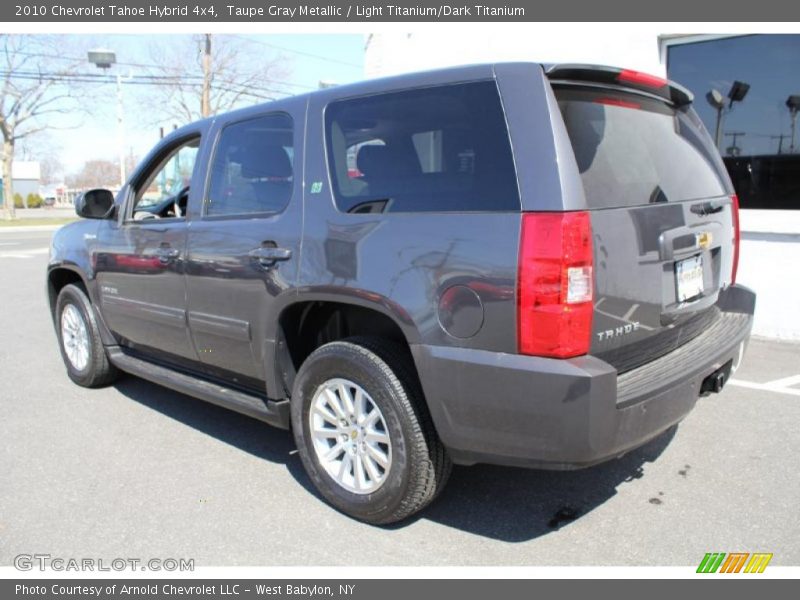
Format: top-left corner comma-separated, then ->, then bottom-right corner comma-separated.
291,337 -> 451,524
55,284 -> 119,388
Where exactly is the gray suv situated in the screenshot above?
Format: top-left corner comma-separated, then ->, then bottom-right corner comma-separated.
48,63 -> 755,524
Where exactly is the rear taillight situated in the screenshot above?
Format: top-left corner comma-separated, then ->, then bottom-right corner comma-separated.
731,194 -> 740,285
518,212 -> 594,358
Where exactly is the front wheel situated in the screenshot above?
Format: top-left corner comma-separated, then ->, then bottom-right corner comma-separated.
291,337 -> 451,524
55,284 -> 119,388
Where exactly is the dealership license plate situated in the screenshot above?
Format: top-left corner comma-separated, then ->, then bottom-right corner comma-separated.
676,255 -> 704,302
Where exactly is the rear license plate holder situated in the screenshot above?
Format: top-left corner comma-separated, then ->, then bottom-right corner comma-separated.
675,254 -> 704,302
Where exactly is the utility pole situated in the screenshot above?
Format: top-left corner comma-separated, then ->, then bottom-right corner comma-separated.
769,134 -> 789,155
201,34 -> 211,118
724,132 -> 746,157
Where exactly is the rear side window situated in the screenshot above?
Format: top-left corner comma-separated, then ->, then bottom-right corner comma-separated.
555,86 -> 728,209
325,81 -> 520,213
205,113 -> 294,217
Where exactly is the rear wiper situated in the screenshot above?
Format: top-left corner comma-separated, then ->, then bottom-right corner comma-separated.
690,201 -> 725,216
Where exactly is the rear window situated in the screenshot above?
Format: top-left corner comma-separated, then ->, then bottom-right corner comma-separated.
325,81 -> 520,213
555,86 -> 729,209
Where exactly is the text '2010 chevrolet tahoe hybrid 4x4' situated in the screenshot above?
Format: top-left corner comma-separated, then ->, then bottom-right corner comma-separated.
49,63 -> 755,524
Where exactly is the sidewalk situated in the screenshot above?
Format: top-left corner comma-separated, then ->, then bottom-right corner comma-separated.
12,206 -> 75,219
0,224 -> 66,233
0,207 -> 77,233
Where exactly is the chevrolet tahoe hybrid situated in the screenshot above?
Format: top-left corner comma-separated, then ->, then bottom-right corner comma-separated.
48,63 -> 756,524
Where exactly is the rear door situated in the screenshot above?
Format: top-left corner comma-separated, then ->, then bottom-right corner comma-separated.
552,82 -> 737,372
183,108 -> 303,391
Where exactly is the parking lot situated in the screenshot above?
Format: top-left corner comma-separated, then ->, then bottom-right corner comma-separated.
1,229 -> 798,567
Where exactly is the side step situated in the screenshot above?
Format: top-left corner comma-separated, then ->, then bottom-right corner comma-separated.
107,348 -> 290,429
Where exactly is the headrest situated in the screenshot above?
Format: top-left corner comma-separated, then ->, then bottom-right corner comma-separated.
356,144 -> 420,180
356,145 -> 388,178
239,140 -> 292,179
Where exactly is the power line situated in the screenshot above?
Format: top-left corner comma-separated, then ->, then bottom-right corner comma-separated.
227,34 -> 363,70
3,70 -> 293,100
3,74 -> 280,104
10,47 -> 319,91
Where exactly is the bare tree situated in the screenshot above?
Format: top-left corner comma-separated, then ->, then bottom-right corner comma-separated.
147,35 -> 292,125
66,159 -> 120,190
0,35 -> 83,219
38,153 -> 64,186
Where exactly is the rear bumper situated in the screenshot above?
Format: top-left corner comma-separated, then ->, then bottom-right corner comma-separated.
411,284 -> 755,469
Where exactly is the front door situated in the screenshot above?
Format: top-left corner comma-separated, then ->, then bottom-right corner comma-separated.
95,134 -> 203,364
184,109 -> 304,391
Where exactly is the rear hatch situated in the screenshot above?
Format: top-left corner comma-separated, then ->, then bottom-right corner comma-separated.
548,66 -> 738,373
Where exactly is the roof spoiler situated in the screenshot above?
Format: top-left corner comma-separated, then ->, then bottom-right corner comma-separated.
544,63 -> 694,107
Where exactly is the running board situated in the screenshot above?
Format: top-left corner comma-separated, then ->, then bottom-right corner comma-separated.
107,348 -> 290,429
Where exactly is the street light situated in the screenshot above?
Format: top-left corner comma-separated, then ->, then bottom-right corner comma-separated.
706,80 -> 750,151
727,81 -> 750,107
87,48 -> 127,188
706,89 -> 725,150
787,95 -> 800,153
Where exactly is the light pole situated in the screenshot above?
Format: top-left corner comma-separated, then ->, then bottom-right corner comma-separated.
88,49 -> 128,189
706,80 -> 750,152
706,89 -> 725,149
787,95 -> 800,154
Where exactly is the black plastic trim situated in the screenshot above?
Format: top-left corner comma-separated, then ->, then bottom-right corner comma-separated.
107,347 -> 290,429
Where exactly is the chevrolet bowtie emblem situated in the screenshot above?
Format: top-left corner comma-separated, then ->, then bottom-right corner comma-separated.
697,232 -> 713,249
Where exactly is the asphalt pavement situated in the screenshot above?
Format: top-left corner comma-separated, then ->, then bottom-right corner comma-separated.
1,229 -> 798,567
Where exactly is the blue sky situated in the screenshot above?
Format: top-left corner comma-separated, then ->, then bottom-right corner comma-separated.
18,34 -> 365,177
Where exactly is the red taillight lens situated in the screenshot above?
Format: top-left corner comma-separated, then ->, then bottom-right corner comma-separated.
617,69 -> 668,90
593,97 -> 642,110
731,194 -> 740,285
518,212 -> 594,358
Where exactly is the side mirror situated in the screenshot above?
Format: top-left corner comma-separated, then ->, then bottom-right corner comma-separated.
75,188 -> 116,219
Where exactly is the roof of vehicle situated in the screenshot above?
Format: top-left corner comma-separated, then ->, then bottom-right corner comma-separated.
166,61 -> 693,143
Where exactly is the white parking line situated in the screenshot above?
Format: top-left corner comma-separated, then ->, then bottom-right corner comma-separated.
728,378 -> 800,397
0,247 -> 49,259
621,303 -> 640,321
763,374 -> 800,388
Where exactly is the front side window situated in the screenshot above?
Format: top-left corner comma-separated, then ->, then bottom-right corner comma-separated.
325,81 -> 520,213
205,113 -> 294,217
132,138 -> 200,220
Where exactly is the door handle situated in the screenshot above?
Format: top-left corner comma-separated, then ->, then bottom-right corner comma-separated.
249,245 -> 292,267
658,223 -> 722,261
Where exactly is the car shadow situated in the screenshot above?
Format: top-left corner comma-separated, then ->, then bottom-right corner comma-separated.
113,375 -> 676,543
410,427 -> 676,541
112,375 -> 317,496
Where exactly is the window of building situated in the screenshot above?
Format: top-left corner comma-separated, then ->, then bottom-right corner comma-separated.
325,81 -> 520,213
667,34 -> 800,210
206,113 -> 294,217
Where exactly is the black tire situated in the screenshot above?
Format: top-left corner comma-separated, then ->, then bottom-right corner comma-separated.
291,336 -> 451,524
55,283 -> 119,388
